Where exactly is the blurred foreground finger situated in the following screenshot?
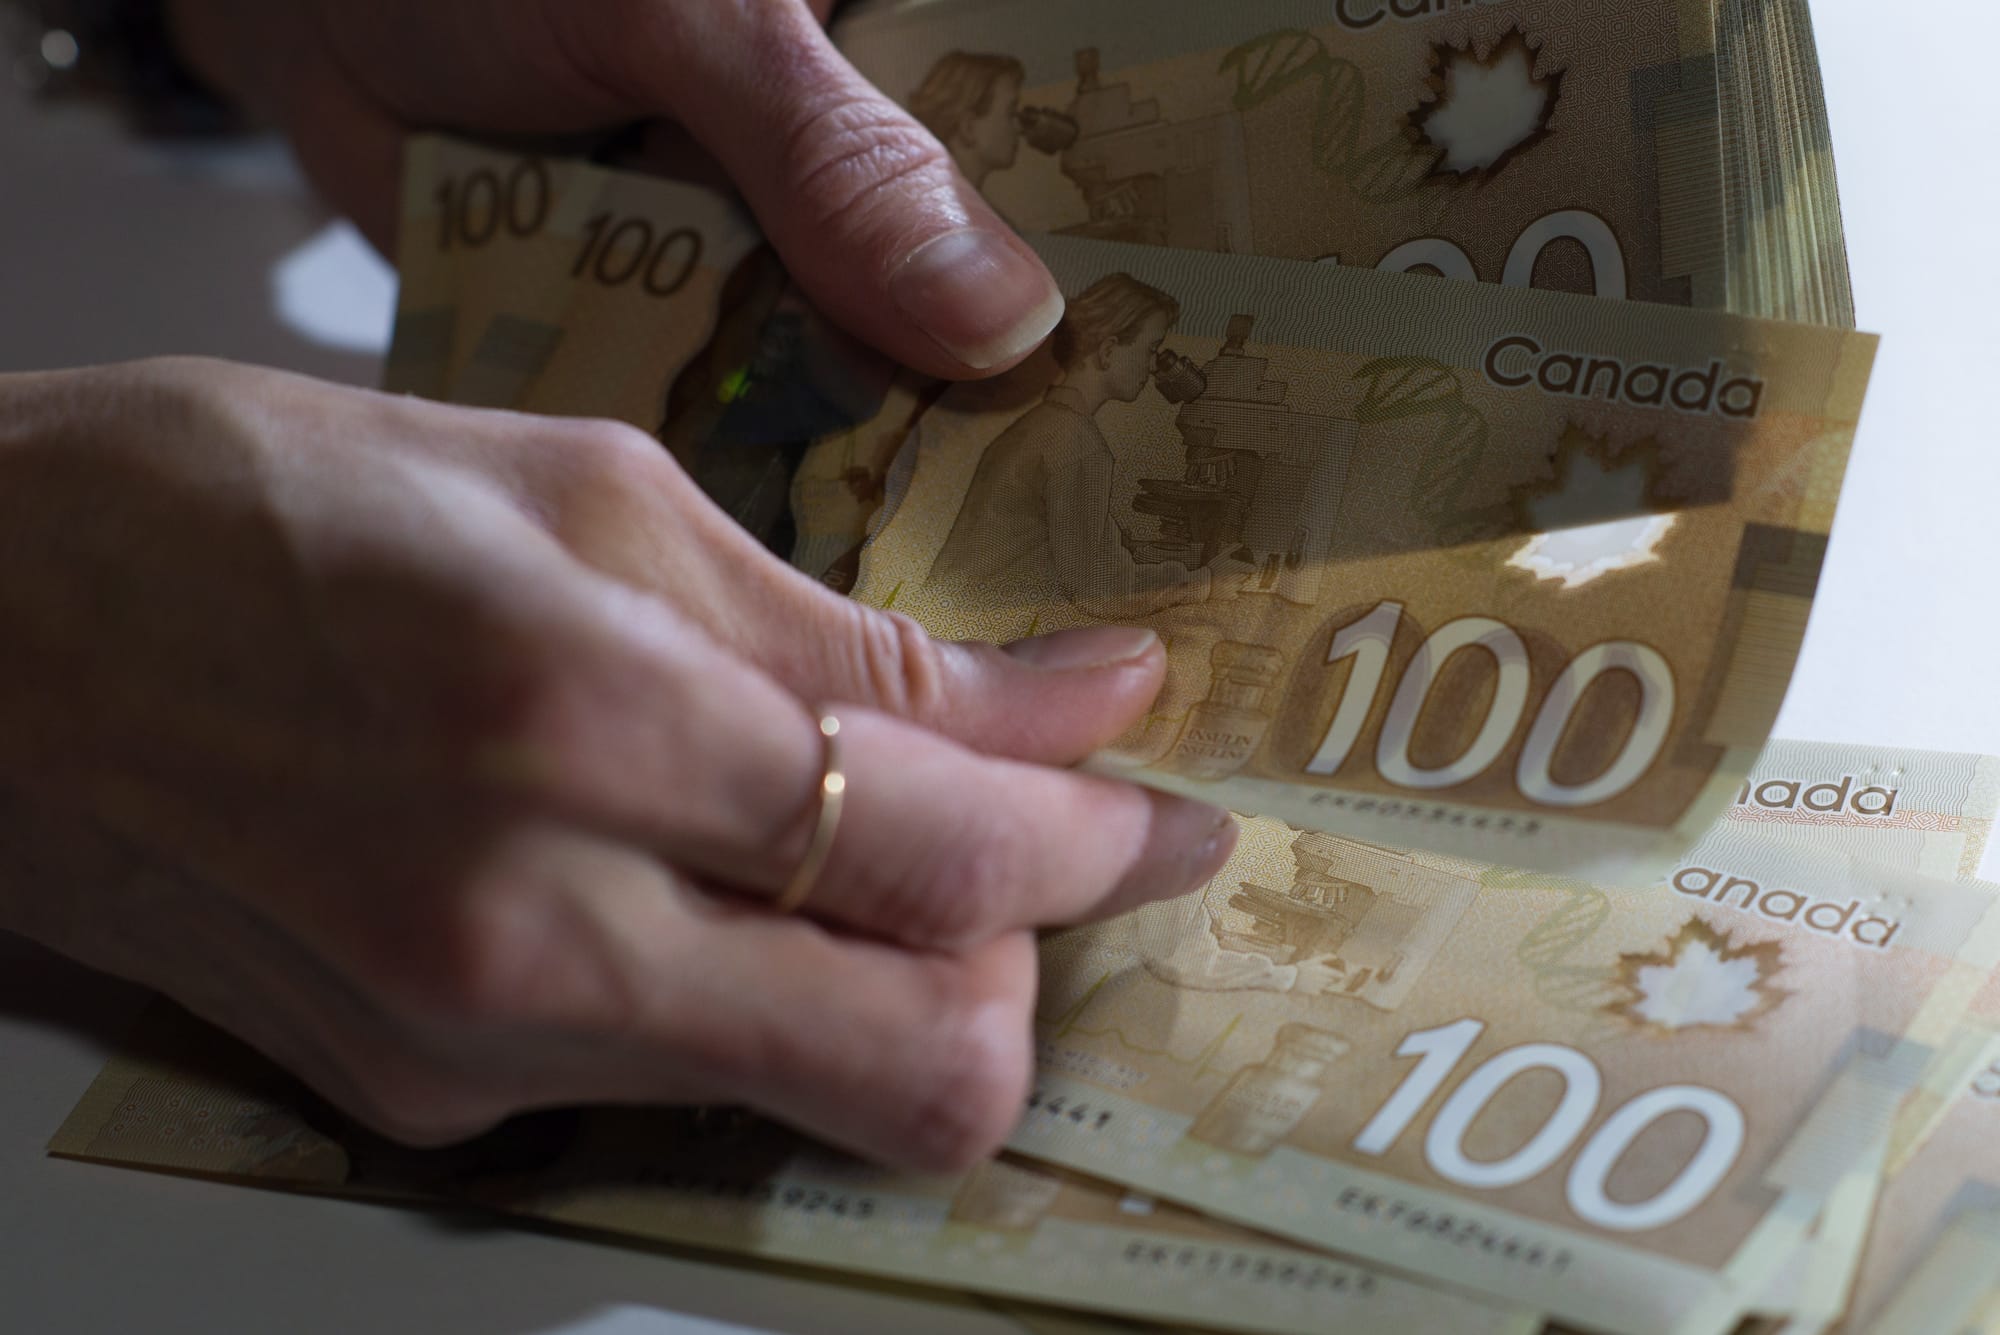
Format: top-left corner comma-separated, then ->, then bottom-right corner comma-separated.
743,708 -> 1237,949
476,575 -> 1235,950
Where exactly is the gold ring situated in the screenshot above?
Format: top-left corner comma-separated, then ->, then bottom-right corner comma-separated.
774,715 -> 846,915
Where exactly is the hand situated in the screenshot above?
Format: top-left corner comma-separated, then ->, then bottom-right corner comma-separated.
163,0 -> 1062,378
0,359 -> 1234,1171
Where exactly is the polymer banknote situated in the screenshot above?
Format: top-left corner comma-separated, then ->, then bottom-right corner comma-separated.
852,233 -> 1874,873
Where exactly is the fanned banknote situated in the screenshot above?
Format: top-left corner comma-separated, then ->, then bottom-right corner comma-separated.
834,0 -> 1725,307
853,233 -> 1873,873
796,0 -> 1852,586
383,135 -> 491,400
1688,743 -> 2000,1328
47,1006 -> 1537,1335
387,135 -> 903,549
1013,822 -> 1999,1333
48,745 -> 1993,1335
798,0 -> 1731,583
1835,974 -> 2000,1335
1720,742 -> 2000,882
1716,740 -> 1999,1328
387,135 -> 766,432
833,0 -> 1851,325
1714,0 -> 1854,327
46,772 -> 1995,1334
100,34 -> 1911,1324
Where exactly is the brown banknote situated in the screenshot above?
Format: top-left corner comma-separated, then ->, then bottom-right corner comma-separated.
1010,819 -> 1999,1333
1699,740 -> 2000,1327
834,0 -> 1728,307
388,135 -> 918,551
48,1006 -> 1537,1335
1718,741 -> 2000,882
1839,974 -> 2000,1334
1713,0 -> 1855,327
853,234 -> 1874,873
797,0 -> 1738,584
386,134 -> 767,431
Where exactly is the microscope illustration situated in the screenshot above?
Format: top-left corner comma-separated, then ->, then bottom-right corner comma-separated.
1215,830 -> 1480,1012
1136,312 -> 1356,606
1053,48 -> 1259,255
1141,313 -> 1357,779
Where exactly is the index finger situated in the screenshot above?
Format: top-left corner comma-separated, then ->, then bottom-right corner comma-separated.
740,707 -> 1240,950
478,569 -> 1236,951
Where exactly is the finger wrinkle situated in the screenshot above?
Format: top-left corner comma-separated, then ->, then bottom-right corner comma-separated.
847,607 -> 953,725
780,100 -> 962,238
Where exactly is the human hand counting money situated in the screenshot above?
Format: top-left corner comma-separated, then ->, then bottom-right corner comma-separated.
0,359 -> 1235,1168
164,0 -> 1065,376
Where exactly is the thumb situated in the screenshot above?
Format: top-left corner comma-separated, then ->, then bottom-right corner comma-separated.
635,0 -> 1064,378
750,592 -> 1172,767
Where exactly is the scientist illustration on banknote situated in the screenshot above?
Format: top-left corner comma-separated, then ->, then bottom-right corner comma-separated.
910,43 -> 1258,255
920,271 -> 1369,787
927,274 -> 1242,625
866,11 -> 1667,300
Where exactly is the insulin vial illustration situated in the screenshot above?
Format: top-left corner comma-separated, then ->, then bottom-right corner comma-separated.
1188,1023 -> 1350,1156
1167,640 -> 1284,779
948,1159 -> 1066,1231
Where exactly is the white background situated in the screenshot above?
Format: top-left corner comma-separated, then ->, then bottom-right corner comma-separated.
2,2 -> 1996,1331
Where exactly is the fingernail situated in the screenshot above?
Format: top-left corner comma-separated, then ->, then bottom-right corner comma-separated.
890,229 -> 1065,371
1002,625 -> 1160,672
1130,799 -> 1238,901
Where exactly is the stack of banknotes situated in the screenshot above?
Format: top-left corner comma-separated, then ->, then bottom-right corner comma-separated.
50,1 -> 2000,1332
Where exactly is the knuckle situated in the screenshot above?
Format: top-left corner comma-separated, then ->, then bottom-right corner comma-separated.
900,971 -> 1030,1171
534,417 -> 698,556
848,608 -> 952,722
353,879 -> 555,1034
782,97 -> 957,242
557,417 -> 679,496
435,903 -> 569,1032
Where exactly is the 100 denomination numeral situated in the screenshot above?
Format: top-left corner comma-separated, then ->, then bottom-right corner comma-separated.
1320,209 -> 1630,299
1304,601 -> 1675,808
430,159 -> 706,301
570,214 -> 704,297
1354,1019 -> 1745,1232
434,159 -> 552,251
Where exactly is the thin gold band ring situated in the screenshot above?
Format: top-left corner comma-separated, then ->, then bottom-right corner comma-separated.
774,714 -> 846,916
